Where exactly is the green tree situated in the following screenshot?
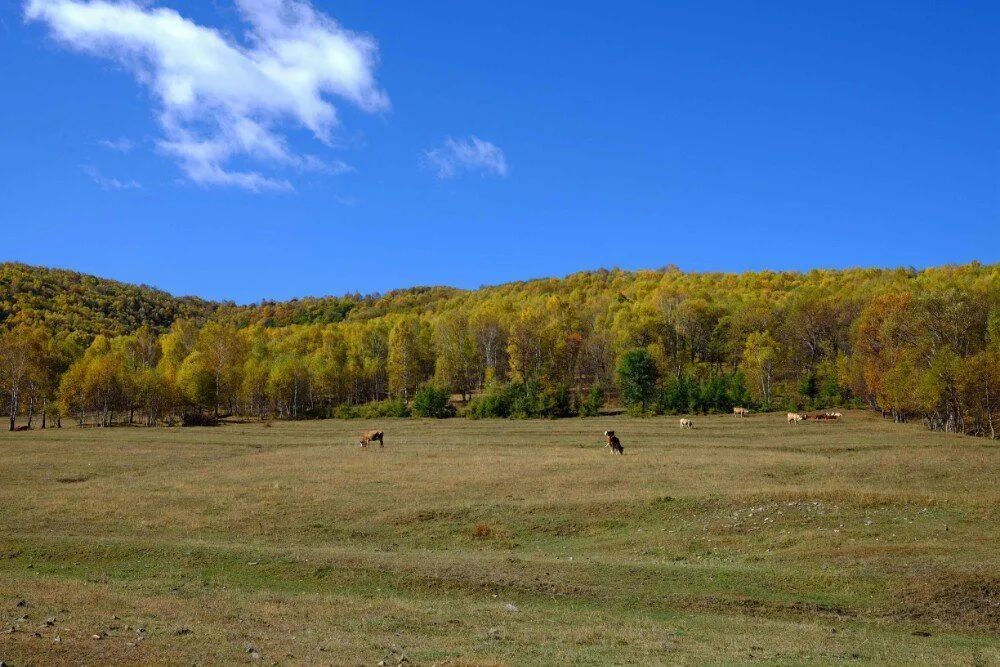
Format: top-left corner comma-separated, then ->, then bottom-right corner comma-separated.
617,348 -> 659,414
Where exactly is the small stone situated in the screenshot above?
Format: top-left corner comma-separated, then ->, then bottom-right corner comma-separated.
377,661 -> 387,667
92,634 -> 103,640
16,615 -> 29,622
44,617 -> 56,626
505,603 -> 519,613
249,651 -> 261,661
16,600 -> 27,607
54,635 -> 61,643
31,631 -> 42,638
174,626 -> 191,635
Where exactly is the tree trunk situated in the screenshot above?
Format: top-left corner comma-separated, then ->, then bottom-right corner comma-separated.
9,390 -> 18,431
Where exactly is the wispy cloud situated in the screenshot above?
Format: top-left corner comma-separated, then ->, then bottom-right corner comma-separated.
98,137 -> 135,153
27,0 -> 388,192
83,164 -> 141,190
425,135 -> 507,179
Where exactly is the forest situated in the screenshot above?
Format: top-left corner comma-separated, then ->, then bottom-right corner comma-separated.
0,261 -> 998,437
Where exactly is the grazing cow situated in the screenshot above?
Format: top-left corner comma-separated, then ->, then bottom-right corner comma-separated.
679,418 -> 694,429
359,430 -> 384,448
604,430 -> 624,455
787,412 -> 804,424
733,407 -> 750,418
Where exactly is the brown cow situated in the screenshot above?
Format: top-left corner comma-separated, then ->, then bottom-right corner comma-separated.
359,430 -> 384,448
604,430 -> 624,455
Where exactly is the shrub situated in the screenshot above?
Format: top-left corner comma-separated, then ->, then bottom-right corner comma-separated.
180,411 -> 218,427
412,384 -> 456,418
579,384 -> 605,417
508,381 -> 541,418
538,383 -> 574,418
466,383 -> 513,419
331,398 -> 411,419
617,348 -> 659,414
466,381 -> 576,419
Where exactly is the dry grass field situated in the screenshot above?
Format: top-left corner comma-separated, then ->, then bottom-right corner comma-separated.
1,412 -> 998,665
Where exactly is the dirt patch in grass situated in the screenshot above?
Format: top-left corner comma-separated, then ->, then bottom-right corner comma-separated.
55,475 -> 90,484
893,571 -> 999,633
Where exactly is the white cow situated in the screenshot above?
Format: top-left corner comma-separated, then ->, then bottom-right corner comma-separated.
787,412 -> 804,424
679,418 -> 694,429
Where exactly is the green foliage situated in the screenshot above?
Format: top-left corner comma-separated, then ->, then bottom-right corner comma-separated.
617,348 -> 659,414
411,384 -> 456,418
578,384 -> 605,417
332,397 -> 411,419
466,381 -> 576,419
466,382 -> 514,419
653,372 -> 748,414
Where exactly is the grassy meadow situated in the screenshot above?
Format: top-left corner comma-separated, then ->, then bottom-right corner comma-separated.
0,412 -> 997,665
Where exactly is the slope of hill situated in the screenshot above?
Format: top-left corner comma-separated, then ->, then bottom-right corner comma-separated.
0,262 -> 467,337
0,263 -> 216,337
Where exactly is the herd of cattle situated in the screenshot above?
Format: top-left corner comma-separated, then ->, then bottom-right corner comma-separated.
359,408 -> 845,455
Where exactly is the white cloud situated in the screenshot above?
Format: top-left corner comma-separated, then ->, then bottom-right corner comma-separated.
98,137 -> 134,152
425,135 -> 507,179
27,0 -> 388,192
83,164 -> 142,190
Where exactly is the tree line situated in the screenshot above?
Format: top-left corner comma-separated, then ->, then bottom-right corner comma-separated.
0,263 -> 997,437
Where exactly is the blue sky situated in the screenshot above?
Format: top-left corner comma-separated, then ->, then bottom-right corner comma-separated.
1,1 -> 997,303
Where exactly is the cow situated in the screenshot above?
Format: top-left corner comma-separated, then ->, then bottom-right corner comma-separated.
787,412 -> 804,424
359,430 -> 384,448
604,430 -> 624,455
733,407 -> 750,418
679,418 -> 694,429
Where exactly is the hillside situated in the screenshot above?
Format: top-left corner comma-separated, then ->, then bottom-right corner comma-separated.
0,261 -> 998,438
0,263 -> 216,338
0,262 -> 467,337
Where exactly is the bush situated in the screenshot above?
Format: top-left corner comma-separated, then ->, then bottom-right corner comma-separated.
656,372 -> 753,414
508,381 -> 541,418
180,411 -> 219,427
579,384 -> 605,417
412,384 -> 456,418
466,383 -> 513,419
466,381 -> 577,419
331,397 -> 411,419
617,349 -> 659,414
538,383 -> 574,418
